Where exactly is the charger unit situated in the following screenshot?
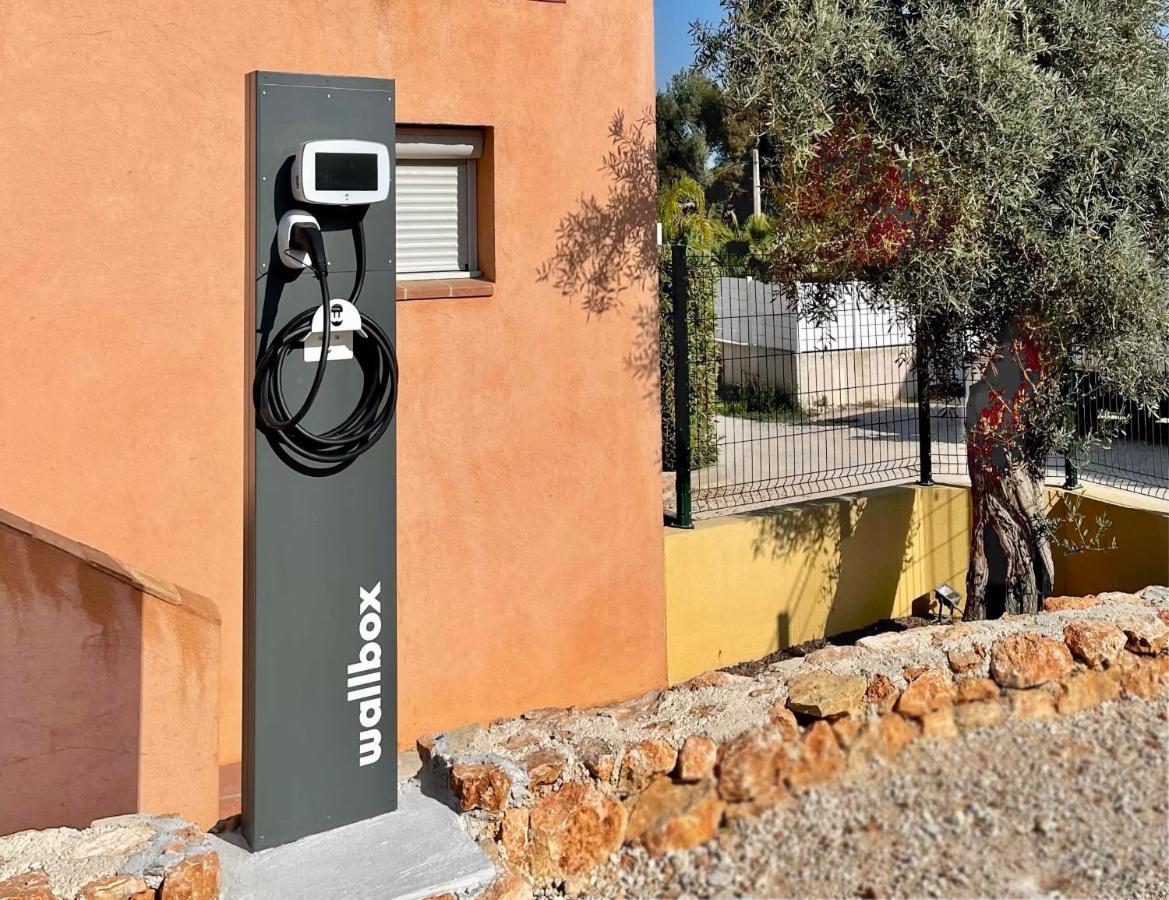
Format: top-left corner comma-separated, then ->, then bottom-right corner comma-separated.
292,139 -> 391,206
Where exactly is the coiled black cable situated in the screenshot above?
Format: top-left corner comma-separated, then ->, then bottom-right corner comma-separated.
253,220 -> 398,467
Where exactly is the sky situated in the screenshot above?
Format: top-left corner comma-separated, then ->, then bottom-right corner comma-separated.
655,0 -> 724,89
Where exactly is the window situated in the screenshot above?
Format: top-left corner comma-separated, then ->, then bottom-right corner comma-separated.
396,129 -> 483,281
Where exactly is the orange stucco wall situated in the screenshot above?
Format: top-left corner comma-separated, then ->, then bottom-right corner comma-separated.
0,511 -> 221,832
0,0 -> 664,772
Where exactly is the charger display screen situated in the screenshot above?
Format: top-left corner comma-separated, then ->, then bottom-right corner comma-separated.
316,153 -> 379,191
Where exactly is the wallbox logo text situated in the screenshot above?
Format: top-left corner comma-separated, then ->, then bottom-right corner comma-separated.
347,582 -> 383,767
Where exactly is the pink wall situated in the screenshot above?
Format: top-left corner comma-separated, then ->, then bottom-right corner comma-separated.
0,0 -> 664,780
0,511 -> 220,832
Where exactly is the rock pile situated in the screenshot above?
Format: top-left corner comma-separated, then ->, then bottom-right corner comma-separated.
0,815 -> 218,900
415,589 -> 1169,897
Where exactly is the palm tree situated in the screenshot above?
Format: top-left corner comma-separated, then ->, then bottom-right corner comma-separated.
657,176 -> 732,252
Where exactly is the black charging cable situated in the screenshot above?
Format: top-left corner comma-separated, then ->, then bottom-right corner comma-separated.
253,220 -> 398,466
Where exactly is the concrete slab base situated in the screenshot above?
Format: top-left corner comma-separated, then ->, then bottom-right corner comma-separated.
210,782 -> 495,900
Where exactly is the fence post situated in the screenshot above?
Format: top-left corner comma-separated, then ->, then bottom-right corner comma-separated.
671,243 -> 694,528
916,324 -> 934,486
1064,369 -> 1081,490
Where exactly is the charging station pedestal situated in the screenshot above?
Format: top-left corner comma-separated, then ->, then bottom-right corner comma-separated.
244,71 -> 396,850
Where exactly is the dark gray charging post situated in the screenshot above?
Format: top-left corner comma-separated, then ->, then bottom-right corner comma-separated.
244,71 -> 397,850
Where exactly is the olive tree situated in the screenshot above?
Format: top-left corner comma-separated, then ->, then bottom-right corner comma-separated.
696,0 -> 1169,618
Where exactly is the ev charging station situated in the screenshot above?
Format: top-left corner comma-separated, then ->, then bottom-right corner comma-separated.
244,71 -> 398,850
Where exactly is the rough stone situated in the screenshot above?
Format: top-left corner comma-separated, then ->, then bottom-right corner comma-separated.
990,632 -> 1074,689
848,714 -> 918,765
856,629 -> 935,653
785,671 -> 867,718
947,644 -> 985,674
766,658 -> 807,678
863,674 -> 900,713
158,852 -> 219,900
675,735 -> 718,783
577,738 -> 616,784
1042,594 -> 1097,611
677,671 -> 750,691
1097,591 -> 1147,606
954,699 -> 1006,731
593,691 -> 661,722
919,707 -> 959,740
1106,653 -> 1169,699
720,784 -> 788,823
625,777 -> 724,856
782,721 -> 846,788
417,733 -> 438,765
803,645 -> 868,665
895,669 -> 957,718
1064,621 -> 1127,668
479,872 -> 533,900
0,870 -> 54,900
767,704 -> 800,742
956,677 -> 1000,704
528,783 -> 627,880
1058,669 -> 1120,715
521,749 -> 566,788
1008,687 -> 1059,720
1159,610 -> 1169,628
498,808 -> 530,869
441,723 -> 486,753
71,824 -> 155,861
77,875 -> 153,899
1143,585 -> 1169,604
716,728 -> 783,802
830,715 -> 863,749
502,732 -> 543,753
450,763 -> 512,813
618,740 -> 677,793
1118,617 -> 1169,656
932,623 -> 983,644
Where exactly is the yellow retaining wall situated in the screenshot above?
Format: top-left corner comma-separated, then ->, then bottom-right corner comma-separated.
665,484 -> 1169,684
1050,487 -> 1169,595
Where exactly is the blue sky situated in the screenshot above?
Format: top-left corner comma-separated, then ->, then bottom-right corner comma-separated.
655,0 -> 724,88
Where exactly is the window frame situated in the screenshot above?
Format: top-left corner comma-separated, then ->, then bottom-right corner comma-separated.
395,129 -> 483,282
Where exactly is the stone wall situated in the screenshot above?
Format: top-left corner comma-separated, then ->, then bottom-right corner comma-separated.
418,588 -> 1169,896
0,815 -> 219,900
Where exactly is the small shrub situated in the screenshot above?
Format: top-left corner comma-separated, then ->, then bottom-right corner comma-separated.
716,376 -> 803,423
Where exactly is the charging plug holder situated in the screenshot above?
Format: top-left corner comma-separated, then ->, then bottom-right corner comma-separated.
304,298 -> 366,362
277,209 -> 322,270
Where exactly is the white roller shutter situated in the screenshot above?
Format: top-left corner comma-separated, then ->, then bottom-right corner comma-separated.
396,160 -> 470,276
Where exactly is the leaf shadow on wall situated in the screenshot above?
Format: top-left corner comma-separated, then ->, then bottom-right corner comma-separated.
537,110 -> 662,411
749,490 -> 924,650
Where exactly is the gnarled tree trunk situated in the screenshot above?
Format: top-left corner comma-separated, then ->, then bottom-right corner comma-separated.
964,325 -> 1055,620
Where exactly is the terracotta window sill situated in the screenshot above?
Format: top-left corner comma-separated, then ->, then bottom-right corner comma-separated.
396,278 -> 495,301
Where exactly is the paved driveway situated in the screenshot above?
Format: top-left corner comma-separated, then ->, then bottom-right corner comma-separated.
664,404 -> 1168,517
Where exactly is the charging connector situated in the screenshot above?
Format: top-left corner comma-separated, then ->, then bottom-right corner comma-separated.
288,222 -> 330,282
254,220 -> 397,467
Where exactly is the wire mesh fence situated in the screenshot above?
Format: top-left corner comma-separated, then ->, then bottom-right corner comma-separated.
662,246 -> 1169,523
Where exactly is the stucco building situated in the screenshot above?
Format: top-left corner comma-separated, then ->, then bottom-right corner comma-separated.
0,0 -> 662,830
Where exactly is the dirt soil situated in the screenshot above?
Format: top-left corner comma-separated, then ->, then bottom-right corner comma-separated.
721,615 -> 936,678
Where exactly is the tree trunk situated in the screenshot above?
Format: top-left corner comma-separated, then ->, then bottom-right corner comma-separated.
966,456 -> 1054,619
964,325 -> 1055,620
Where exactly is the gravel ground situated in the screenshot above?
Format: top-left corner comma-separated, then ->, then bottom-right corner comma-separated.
582,699 -> 1169,900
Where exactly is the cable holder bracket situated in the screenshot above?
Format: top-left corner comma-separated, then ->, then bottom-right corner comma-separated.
304,298 -> 365,362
